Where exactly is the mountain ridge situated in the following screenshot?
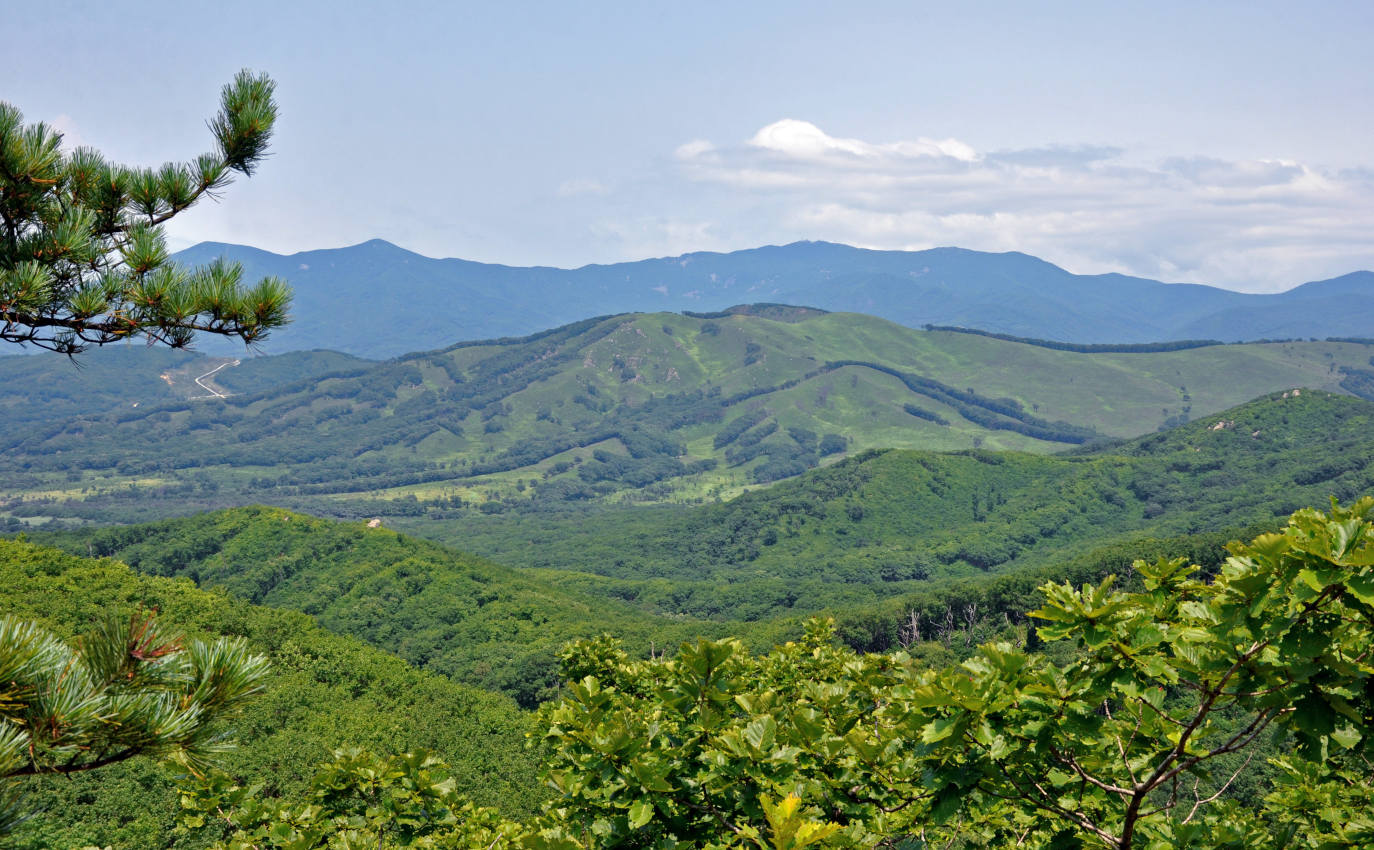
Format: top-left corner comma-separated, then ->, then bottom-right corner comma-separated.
171,240 -> 1374,358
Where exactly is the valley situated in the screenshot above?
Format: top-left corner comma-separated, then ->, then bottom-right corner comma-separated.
6,305 -> 1374,848
27,389 -> 1374,692
9,21 -> 1374,844
3,309 -> 1371,534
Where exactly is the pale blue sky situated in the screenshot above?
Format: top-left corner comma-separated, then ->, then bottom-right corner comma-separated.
8,1 -> 1373,290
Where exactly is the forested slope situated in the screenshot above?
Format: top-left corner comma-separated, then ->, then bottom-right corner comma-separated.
0,538 -> 541,849
38,507 -> 778,706
407,390 -> 1374,620
38,392 -> 1374,643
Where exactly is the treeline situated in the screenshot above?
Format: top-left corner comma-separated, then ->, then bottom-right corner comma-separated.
827,359 -> 1101,443
902,402 -> 949,425
924,324 -> 1225,352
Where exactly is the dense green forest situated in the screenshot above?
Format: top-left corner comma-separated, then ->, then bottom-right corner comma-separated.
26,391 -> 1371,714
8,391 -> 1374,846
37,508 -> 785,708
3,313 -> 1371,531
0,537 -> 542,848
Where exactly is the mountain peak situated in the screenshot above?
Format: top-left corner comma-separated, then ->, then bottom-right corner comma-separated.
331,238 -> 422,258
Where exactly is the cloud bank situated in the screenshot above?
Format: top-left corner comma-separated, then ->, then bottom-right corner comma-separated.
670,120 -> 1374,292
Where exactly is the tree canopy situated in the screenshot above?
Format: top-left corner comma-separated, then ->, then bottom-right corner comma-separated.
0,70 -> 290,354
177,498 -> 1374,849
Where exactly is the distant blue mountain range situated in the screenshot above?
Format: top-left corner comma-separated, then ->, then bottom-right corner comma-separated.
172,239 -> 1374,359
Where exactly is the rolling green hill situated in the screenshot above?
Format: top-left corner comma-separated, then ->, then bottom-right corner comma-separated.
397,390 -> 1374,621
36,506 -> 782,707
0,346 -> 370,437
0,537 -> 541,849
36,391 -> 1374,637
3,309 -> 1372,529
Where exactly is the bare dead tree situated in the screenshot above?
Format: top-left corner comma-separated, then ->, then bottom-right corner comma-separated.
898,609 -> 922,648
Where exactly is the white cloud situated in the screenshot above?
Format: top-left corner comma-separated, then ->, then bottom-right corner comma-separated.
674,139 -> 715,160
556,177 -> 610,197
670,120 -> 1374,291
748,119 -> 979,163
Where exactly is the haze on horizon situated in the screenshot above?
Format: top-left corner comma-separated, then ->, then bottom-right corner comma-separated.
8,0 -> 1373,293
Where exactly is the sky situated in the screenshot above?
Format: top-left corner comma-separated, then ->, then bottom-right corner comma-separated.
7,0 -> 1374,292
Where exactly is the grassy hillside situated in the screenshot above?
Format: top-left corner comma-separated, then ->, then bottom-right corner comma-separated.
0,346 -> 369,438
402,390 -> 1374,620
37,507 -> 784,707
3,310 -> 1371,529
0,538 -> 540,849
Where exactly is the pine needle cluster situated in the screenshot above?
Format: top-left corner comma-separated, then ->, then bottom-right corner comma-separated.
0,70 -> 290,354
0,610 -> 269,834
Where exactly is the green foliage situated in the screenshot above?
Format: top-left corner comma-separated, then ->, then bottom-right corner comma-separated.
37,507 -> 757,706
181,746 -> 844,850
180,749 -> 529,849
0,610 -> 268,835
522,500 -> 1374,848
0,71 -> 289,353
536,623 -> 898,846
0,538 -> 540,848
